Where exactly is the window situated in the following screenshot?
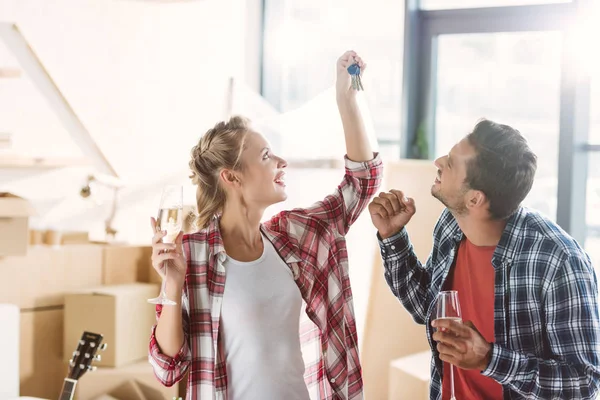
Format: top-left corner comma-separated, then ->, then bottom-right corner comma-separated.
434,31 -> 562,220
420,0 -> 570,10
262,0 -> 404,159
589,74 -> 600,143
585,73 -> 600,272
586,156 -> 600,273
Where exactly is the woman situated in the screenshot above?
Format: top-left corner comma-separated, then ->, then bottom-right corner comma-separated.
148,50 -> 382,400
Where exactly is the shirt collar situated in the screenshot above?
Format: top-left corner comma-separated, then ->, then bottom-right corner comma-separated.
207,215 -> 226,262
447,207 -> 527,266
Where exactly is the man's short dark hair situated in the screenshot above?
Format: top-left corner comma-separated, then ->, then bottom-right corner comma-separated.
465,119 -> 537,220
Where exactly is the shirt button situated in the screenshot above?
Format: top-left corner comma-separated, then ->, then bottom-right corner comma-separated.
391,245 -> 396,250
330,378 -> 336,383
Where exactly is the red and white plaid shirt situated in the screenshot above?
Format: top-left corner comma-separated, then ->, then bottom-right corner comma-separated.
149,153 -> 382,400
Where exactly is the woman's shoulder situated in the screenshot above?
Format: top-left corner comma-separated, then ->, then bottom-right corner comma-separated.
183,228 -> 209,243
182,228 -> 211,258
182,225 -> 224,264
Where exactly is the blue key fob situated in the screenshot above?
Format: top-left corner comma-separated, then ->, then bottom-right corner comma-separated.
347,63 -> 360,76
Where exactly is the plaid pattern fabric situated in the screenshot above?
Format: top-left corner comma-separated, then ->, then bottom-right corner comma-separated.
379,207 -> 600,399
149,154 -> 382,400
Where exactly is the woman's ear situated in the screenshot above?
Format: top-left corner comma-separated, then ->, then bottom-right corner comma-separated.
219,168 -> 241,189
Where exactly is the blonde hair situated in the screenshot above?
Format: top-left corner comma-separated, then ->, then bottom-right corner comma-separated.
189,115 -> 250,229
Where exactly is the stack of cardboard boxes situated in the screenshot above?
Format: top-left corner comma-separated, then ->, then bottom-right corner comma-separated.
63,279 -> 181,400
0,193 -> 184,400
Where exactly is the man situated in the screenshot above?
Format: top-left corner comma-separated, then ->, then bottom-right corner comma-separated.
369,119 -> 600,399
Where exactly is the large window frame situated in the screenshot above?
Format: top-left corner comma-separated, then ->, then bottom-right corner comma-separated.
259,0 -> 598,242
259,0 -> 406,158
401,0 -> 597,243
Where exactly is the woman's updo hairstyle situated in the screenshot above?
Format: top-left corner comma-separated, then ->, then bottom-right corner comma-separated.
189,115 -> 250,229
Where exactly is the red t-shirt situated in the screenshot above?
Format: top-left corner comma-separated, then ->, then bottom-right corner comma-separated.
441,238 -> 503,400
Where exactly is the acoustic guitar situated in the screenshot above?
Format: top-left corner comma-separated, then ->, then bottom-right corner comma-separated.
58,331 -> 106,400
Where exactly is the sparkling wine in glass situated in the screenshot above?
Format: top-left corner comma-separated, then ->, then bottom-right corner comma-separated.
435,290 -> 462,400
147,185 -> 183,306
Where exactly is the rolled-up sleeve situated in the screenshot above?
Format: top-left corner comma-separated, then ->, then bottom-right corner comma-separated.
148,296 -> 192,387
297,152 -> 382,236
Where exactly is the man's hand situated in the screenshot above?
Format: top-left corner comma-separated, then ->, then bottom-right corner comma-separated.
368,190 -> 416,239
432,319 -> 493,371
336,50 -> 366,100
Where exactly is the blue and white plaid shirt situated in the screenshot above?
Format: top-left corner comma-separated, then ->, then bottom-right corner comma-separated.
378,206 -> 600,399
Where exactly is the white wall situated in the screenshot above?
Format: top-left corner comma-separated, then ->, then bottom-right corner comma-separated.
0,0 -> 257,236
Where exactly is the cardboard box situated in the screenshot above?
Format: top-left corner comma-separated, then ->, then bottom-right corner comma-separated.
0,245 -> 103,309
29,229 -> 44,245
102,245 -> 153,285
361,160 -> 445,400
389,351 -> 432,400
64,283 -> 159,367
0,303 -> 19,399
75,361 -> 179,400
0,193 -> 35,256
20,308 -> 67,399
61,230 -> 90,244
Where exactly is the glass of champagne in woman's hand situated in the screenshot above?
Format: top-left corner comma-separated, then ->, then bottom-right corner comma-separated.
435,290 -> 462,400
147,185 -> 183,306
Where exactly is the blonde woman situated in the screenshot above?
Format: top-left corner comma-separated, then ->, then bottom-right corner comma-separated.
148,51 -> 382,400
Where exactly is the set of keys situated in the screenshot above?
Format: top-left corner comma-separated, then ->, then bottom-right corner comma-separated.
347,62 -> 364,91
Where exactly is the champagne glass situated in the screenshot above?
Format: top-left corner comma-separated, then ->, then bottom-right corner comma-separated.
147,185 -> 183,306
435,290 -> 462,400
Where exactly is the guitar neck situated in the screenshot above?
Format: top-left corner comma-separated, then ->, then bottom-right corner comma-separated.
59,378 -> 77,400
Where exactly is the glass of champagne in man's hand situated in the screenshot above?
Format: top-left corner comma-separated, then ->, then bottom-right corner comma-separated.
435,290 -> 462,400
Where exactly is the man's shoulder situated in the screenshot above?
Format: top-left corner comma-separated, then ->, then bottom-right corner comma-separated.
519,208 -> 584,253
515,209 -> 598,299
514,208 -> 593,271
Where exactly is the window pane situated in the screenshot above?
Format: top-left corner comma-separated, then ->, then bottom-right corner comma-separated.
263,0 -> 404,157
585,75 -> 600,274
421,0 -> 570,10
434,31 -> 562,221
378,142 -> 402,161
590,73 -> 600,144
586,156 -> 600,275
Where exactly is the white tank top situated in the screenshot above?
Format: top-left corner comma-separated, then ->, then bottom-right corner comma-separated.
220,234 -> 310,400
